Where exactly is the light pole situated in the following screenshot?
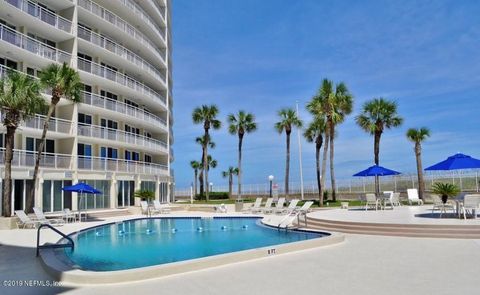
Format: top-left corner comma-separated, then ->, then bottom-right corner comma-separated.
268,175 -> 274,198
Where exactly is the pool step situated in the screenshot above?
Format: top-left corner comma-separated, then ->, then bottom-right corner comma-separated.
304,217 -> 480,239
84,209 -> 131,219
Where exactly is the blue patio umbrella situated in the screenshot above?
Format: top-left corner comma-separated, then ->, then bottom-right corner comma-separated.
353,165 -> 401,195
425,153 -> 480,171
353,165 -> 401,177
63,183 -> 101,220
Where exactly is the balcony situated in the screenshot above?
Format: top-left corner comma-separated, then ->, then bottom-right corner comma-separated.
4,0 -> 72,33
80,91 -> 167,130
116,0 -> 166,41
78,0 -> 166,62
0,110 -> 72,135
77,123 -> 168,153
0,23 -> 71,63
77,26 -> 166,83
78,156 -> 168,175
0,148 -> 72,170
77,58 -> 166,108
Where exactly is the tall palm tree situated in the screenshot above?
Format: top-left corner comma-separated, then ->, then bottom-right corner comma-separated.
275,108 -> 302,197
308,79 -> 353,201
356,98 -> 403,195
406,127 -> 430,200
28,63 -> 81,212
227,110 -> 257,200
303,115 -> 326,204
195,135 -> 215,197
192,105 -> 221,201
190,160 -> 202,197
222,166 -> 239,198
0,71 -> 45,217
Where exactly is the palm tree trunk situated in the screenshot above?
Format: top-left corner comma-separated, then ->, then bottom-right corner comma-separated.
199,170 -> 204,198
2,126 -> 16,217
28,98 -> 59,213
229,175 -> 233,198
329,123 -> 336,202
374,131 -> 382,196
415,144 -> 425,200
315,139 -> 322,205
285,131 -> 291,197
320,128 -> 330,201
193,170 -> 198,197
204,130 -> 209,202
237,134 -> 243,200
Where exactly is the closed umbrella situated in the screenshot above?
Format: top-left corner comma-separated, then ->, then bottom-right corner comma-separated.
63,182 -> 102,222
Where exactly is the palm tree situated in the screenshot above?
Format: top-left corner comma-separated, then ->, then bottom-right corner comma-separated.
307,79 -> 353,201
28,63 -> 82,212
303,115 -> 326,204
227,110 -> 257,200
356,98 -> 403,195
0,71 -> 45,217
195,135 -> 215,197
190,160 -> 202,197
192,105 -> 221,201
222,166 -> 239,198
406,127 -> 430,200
275,108 -> 302,197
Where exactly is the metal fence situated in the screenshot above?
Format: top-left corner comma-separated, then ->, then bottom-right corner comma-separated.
175,171 -> 480,197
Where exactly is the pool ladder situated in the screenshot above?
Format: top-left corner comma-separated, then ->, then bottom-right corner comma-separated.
36,224 -> 74,257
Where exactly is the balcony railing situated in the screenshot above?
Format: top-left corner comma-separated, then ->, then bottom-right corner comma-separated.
77,123 -> 167,152
78,0 -> 166,62
80,91 -> 167,129
0,110 -> 72,134
0,24 -> 71,63
78,156 -> 168,175
4,0 -> 72,33
117,0 -> 166,41
77,58 -> 166,107
0,148 -> 72,170
77,26 -> 166,82
146,0 -> 166,23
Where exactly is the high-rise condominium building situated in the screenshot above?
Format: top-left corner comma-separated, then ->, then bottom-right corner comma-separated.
0,0 -> 173,215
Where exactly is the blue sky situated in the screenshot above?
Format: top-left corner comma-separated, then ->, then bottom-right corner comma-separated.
171,0 -> 480,188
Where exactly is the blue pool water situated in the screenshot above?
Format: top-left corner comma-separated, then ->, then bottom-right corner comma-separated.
63,217 -> 326,271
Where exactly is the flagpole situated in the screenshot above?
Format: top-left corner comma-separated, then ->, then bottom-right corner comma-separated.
296,101 -> 305,200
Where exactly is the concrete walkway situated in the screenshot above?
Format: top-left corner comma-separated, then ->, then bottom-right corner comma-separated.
1,212 -> 479,295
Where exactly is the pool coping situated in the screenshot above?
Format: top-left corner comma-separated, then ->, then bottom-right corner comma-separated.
39,217 -> 345,284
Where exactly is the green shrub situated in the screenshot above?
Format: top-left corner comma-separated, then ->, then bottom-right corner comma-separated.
195,192 -> 230,200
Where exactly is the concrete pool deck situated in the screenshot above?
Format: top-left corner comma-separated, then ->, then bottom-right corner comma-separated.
1,210 -> 479,294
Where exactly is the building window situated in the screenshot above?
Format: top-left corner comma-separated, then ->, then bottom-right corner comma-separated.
101,118 -> 118,129
101,147 -> 118,159
26,137 -> 54,153
0,57 -> 18,70
144,154 -> 152,163
100,90 -> 118,100
125,99 -> 139,108
78,113 -> 92,125
125,124 -> 140,135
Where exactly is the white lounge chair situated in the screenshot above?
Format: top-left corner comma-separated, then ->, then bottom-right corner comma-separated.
275,199 -> 299,214
140,201 -> 152,215
278,201 -> 314,228
63,208 -> 76,223
254,198 -> 273,214
153,200 -> 171,214
242,198 -> 262,213
365,193 -> 379,211
33,207 -> 64,225
214,203 -> 227,213
15,210 -> 39,229
391,192 -> 401,207
265,197 -> 285,214
460,194 -> 480,219
407,189 -> 424,205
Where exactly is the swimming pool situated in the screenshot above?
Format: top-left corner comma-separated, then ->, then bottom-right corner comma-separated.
63,217 -> 327,271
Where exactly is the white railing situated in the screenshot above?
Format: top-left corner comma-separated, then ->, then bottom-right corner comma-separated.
117,0 -> 166,41
146,0 -> 166,23
78,0 -> 166,62
77,26 -> 166,82
0,148 -> 72,169
80,91 -> 167,128
0,24 -> 71,63
175,172 -> 480,197
78,155 -> 168,175
4,0 -> 72,33
77,123 -> 167,152
0,110 -> 72,134
77,58 -> 166,107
